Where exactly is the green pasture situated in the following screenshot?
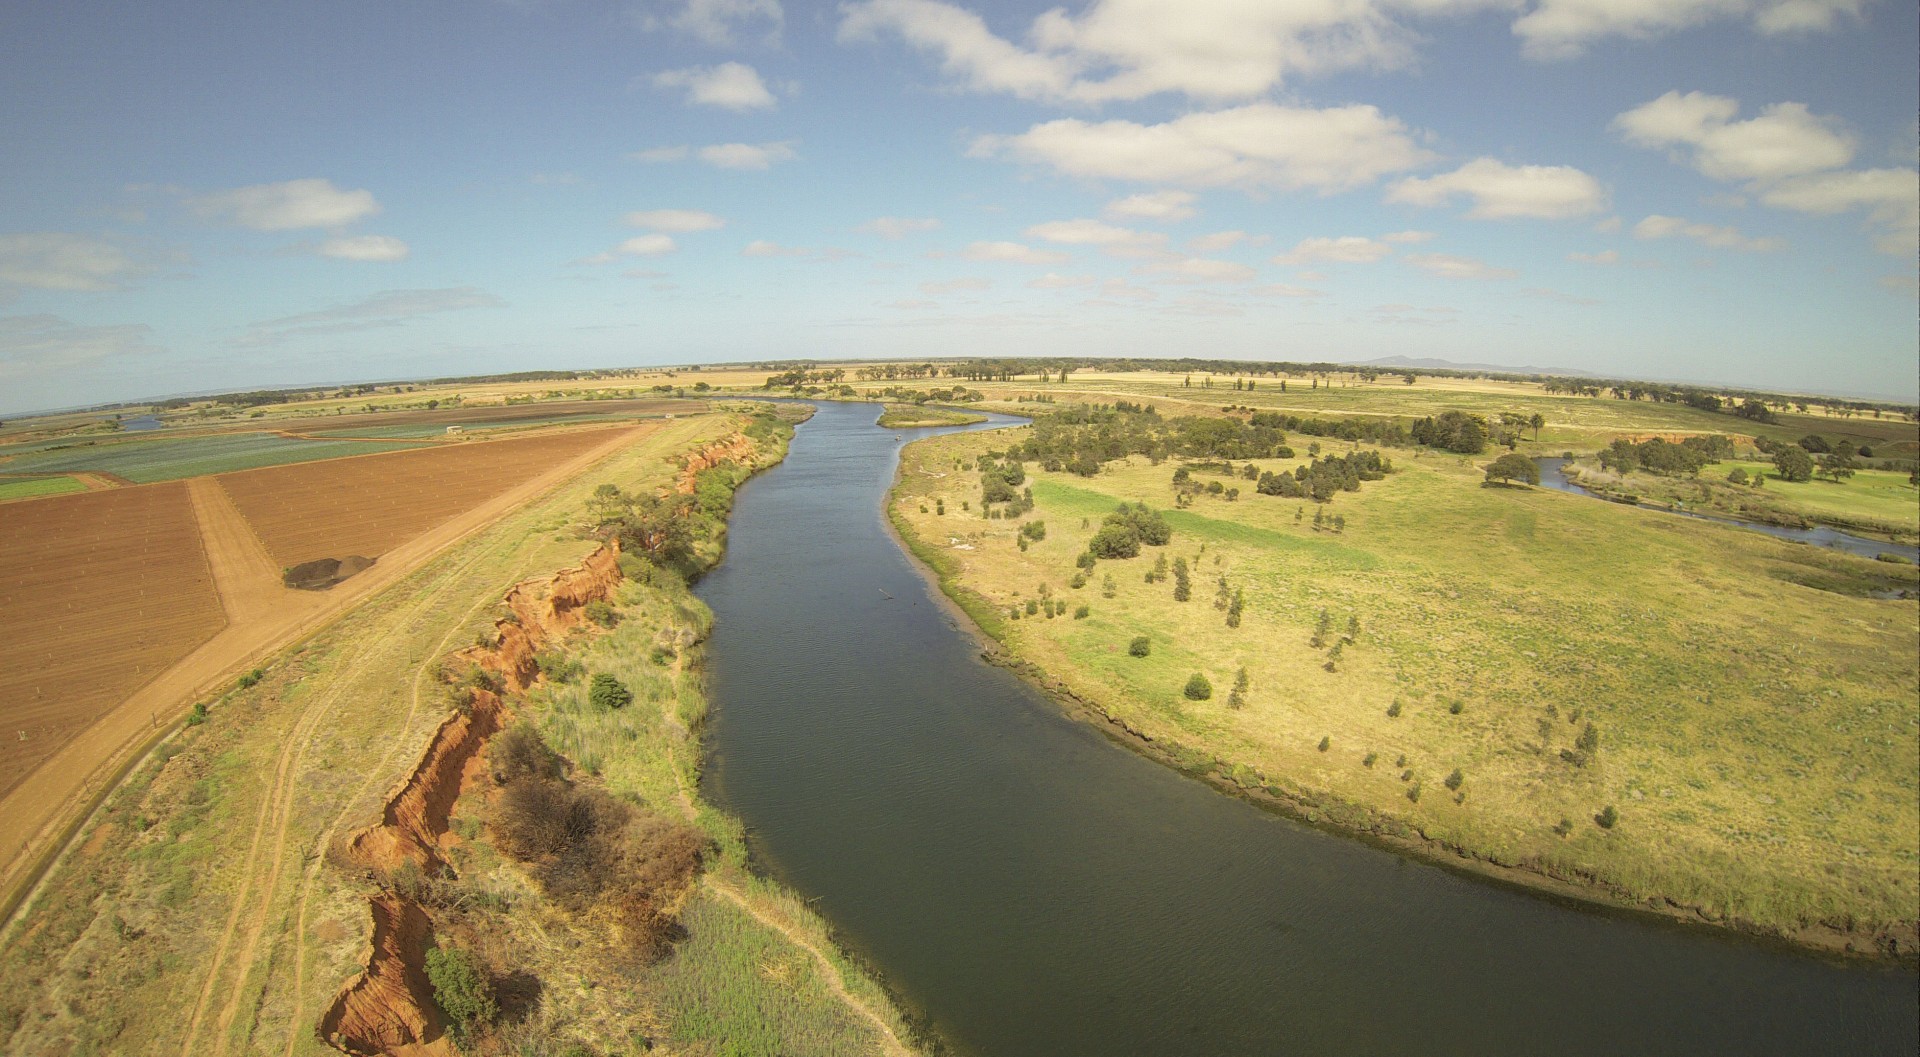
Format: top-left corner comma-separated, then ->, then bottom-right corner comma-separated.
0,476 -> 88,500
0,431 -> 426,482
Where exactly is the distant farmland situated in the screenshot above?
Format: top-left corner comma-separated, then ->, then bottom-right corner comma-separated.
216,426 -> 636,568
0,483 -> 225,795
0,432 -> 428,484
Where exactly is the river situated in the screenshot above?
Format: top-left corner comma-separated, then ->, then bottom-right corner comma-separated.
697,402 -> 1918,1057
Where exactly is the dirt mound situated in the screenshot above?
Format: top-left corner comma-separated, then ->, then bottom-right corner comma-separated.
283,555 -> 377,590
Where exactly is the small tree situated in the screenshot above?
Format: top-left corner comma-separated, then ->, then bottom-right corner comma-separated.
1128,636 -> 1151,657
1227,667 -> 1249,709
1172,558 -> 1191,601
425,946 -> 497,1041
1484,452 -> 1540,486
1772,445 -> 1813,482
589,673 -> 632,711
1183,673 -> 1212,700
1226,589 -> 1244,628
1596,805 -> 1619,829
1444,768 -> 1464,791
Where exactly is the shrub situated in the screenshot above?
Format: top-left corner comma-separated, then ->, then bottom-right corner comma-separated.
186,702 -> 208,727
588,673 -> 632,711
1317,736 -> 1330,752
1362,752 -> 1377,768
1021,520 -> 1047,541
1025,598 -> 1039,615
425,946 -> 497,1040
1129,636 -> 1150,657
1183,673 -> 1213,700
1386,699 -> 1402,718
1448,699 -> 1464,715
536,653 -> 584,683
491,725 -> 561,785
1553,818 -> 1573,837
236,668 -> 264,689
1073,605 -> 1090,619
1407,781 -> 1422,803
584,599 -> 619,628
1596,805 -> 1618,829
1444,768 -> 1464,791
1076,551 -> 1097,569
1070,572 -> 1087,589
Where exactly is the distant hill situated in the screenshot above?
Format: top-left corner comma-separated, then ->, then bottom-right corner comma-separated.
1348,356 -> 1597,378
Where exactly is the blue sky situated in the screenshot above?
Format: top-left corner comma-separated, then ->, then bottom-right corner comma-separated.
2,0 -> 1915,414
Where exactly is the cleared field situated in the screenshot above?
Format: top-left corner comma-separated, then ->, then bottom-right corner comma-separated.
1702,461 -> 1919,530
302,413 -> 634,439
217,426 -> 640,568
0,483 -> 225,797
1,432 -> 428,483
0,476 -> 88,501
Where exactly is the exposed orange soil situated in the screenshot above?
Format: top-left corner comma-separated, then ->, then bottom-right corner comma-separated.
0,424 -> 657,932
0,482 -> 226,797
218,426 -> 632,568
673,432 -> 755,494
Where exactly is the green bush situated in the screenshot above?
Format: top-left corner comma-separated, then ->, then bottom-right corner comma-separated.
186,702 -> 208,727
1128,636 -> 1151,657
585,599 -> 619,628
1386,699 -> 1402,718
1597,805 -> 1619,829
1184,673 -> 1212,700
235,668 -> 264,689
536,652 -> 584,683
1073,605 -> 1090,619
1444,768 -> 1464,791
1317,736 -> 1330,752
425,946 -> 497,1039
588,673 -> 632,711
1021,520 -> 1047,541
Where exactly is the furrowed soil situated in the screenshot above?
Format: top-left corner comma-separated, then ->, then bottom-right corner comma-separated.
0,424 -> 657,932
0,410 -> 914,1057
891,425 -> 1920,957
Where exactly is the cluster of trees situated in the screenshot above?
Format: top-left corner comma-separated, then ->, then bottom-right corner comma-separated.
1086,502 -> 1174,559
1411,411 -> 1491,454
763,367 -> 847,388
1255,450 -> 1392,502
1006,402 -> 1417,479
1595,434 -> 1735,477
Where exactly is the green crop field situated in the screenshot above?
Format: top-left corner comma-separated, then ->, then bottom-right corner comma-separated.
0,476 -> 89,501
892,419 -> 1919,945
0,431 -> 427,483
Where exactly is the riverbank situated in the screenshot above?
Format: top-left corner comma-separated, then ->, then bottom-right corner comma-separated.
1553,458 -> 1919,547
0,405 -> 918,1055
886,427 -> 1919,966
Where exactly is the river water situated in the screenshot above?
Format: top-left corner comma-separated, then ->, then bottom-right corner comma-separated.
698,402 -> 1917,1057
1533,457 -> 1919,562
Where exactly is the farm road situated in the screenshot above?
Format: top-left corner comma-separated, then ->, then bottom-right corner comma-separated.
0,423 -> 658,934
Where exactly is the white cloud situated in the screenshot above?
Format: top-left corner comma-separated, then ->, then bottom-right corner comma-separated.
319,235 -> 409,262
840,0 -> 1513,104
1104,190 -> 1197,221
1387,158 -> 1606,219
1092,278 -> 1158,302
922,276 -> 993,294
1568,249 -> 1620,264
1140,257 -> 1257,283
742,240 -> 810,257
1028,273 -> 1096,289
1612,92 -> 1854,182
1880,275 -> 1919,299
1271,235 -> 1393,265
1186,230 -> 1259,252
1632,214 -> 1785,252
861,216 -> 942,238
972,103 -> 1432,192
698,141 -> 798,170
625,209 -> 726,232
1381,229 -> 1435,243
630,146 -> 692,163
1404,252 -> 1517,279
960,241 -> 1070,265
0,314 -> 158,379
241,287 -> 503,345
1523,286 -> 1602,306
193,178 -> 379,231
1249,282 -> 1321,298
584,234 -> 678,264
1025,218 -> 1167,257
1757,169 -> 1918,255
0,233 -> 138,290
652,62 -> 777,111
650,0 -> 783,46
1515,0 -> 1865,59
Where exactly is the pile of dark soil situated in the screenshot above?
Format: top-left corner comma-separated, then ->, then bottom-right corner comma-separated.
282,554 -> 376,590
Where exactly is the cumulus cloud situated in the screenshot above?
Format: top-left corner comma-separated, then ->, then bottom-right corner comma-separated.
1028,272 -> 1096,289
624,209 -> 726,232
1271,235 -> 1394,265
1104,190 -> 1197,221
1632,214 -> 1785,252
193,178 -> 379,231
319,235 -> 409,261
1025,218 -> 1166,257
645,0 -> 783,46
861,216 -> 942,239
582,235 -> 678,264
0,233 -> 139,290
1249,282 -> 1321,298
960,241 -> 1070,265
1139,257 -> 1257,283
1515,0 -> 1865,59
652,62 -> 777,111
921,276 -> 992,294
1186,230 -> 1260,252
1523,286 -> 1602,306
972,103 -> 1432,192
1387,158 -> 1606,219
1568,249 -> 1620,264
840,0 -> 1515,104
241,287 -> 503,345
741,240 -> 810,257
1381,229 -> 1435,243
1757,169 -> 1919,254
1612,92 -> 1854,182
1091,278 -> 1158,303
1404,253 -> 1517,279
0,313 -> 158,380
629,142 -> 798,170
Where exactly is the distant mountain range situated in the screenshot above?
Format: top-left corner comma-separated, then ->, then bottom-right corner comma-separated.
1346,356 -> 1597,377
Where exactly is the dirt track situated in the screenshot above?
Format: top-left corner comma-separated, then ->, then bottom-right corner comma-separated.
0,424 -> 658,931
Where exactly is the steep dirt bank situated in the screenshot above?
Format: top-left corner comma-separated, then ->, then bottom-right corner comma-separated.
319,542 -> 627,1056
673,432 -> 754,494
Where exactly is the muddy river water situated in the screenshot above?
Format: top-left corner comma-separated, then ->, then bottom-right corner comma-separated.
698,402 -> 1917,1057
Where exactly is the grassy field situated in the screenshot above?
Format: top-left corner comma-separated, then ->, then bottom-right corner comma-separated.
875,404 -> 988,428
0,476 -> 88,501
891,424 -> 1919,949
0,412 -> 912,1056
1703,461 -> 1918,532
0,431 -> 429,483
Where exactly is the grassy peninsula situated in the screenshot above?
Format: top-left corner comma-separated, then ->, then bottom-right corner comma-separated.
883,374 -> 1918,958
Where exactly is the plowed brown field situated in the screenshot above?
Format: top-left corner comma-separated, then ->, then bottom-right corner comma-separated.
0,483 -> 225,796
216,426 -> 631,568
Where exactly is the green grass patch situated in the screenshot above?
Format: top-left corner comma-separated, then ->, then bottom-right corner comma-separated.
0,431 -> 428,482
0,476 -> 88,500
